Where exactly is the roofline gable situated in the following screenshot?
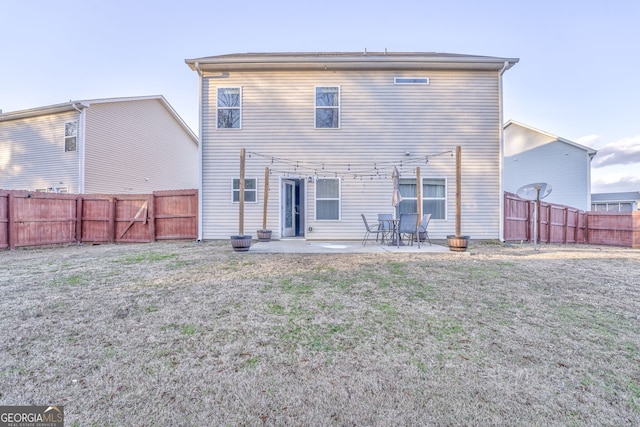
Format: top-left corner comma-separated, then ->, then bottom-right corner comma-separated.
0,95 -> 198,145
591,191 -> 640,202
186,51 -> 519,73
504,120 -> 597,157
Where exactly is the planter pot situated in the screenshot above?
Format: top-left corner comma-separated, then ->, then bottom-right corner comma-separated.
256,229 -> 272,242
447,235 -> 470,252
230,235 -> 252,252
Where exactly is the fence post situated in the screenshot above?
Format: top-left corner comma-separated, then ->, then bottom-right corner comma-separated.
633,211 -> 640,249
109,197 -> 116,243
7,191 -> 14,250
148,194 -> 156,242
76,195 -> 83,244
544,204 -> 550,243
585,212 -> 590,244
563,207 -> 568,244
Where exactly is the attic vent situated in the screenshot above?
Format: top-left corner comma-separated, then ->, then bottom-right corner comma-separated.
394,77 -> 429,85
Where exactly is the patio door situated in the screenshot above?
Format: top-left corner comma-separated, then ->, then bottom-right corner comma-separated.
282,179 -> 296,237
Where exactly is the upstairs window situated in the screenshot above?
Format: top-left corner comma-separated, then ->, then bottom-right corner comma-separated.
232,178 -> 257,203
65,121 -> 78,152
315,86 -> 340,128
217,87 -> 241,129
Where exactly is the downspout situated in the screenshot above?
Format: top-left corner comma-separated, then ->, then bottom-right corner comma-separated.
72,102 -> 86,193
195,62 -> 204,241
586,151 -> 597,211
498,61 -> 509,242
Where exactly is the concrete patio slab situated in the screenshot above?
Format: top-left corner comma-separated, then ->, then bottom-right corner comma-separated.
247,239 -> 453,254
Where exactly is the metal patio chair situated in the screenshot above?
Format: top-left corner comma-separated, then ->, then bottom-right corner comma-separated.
377,213 -> 394,244
397,212 -> 420,248
360,214 -> 381,246
417,213 -> 432,246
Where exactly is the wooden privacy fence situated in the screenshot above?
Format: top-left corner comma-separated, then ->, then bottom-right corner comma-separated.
0,189 -> 197,249
504,192 -> 640,248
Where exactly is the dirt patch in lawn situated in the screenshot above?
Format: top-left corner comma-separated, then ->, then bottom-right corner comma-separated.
1,240 -> 639,426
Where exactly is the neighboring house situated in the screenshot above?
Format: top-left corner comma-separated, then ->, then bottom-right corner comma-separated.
591,191 -> 640,211
0,95 -> 198,194
186,52 -> 518,241
503,120 -> 597,211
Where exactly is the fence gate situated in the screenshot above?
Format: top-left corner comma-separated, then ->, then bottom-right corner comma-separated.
114,195 -> 154,243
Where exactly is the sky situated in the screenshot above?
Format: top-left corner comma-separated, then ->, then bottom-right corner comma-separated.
2,0 -> 639,193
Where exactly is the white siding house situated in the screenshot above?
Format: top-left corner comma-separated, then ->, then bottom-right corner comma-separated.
503,120 -> 597,211
186,52 -> 518,241
591,191 -> 640,211
0,96 -> 198,194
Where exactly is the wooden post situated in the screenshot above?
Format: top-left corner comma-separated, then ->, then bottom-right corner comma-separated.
108,197 -> 116,243
76,195 -> 83,243
416,166 -> 422,220
7,191 -> 14,250
239,148 -> 245,236
262,167 -> 269,230
148,194 -> 155,242
632,211 -> 640,249
455,146 -> 462,237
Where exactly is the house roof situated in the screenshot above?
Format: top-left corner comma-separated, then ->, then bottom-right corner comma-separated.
591,191 -> 640,202
504,120 -> 597,157
0,95 -> 198,144
186,51 -> 519,73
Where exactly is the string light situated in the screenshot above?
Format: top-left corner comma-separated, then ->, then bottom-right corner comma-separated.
247,149 -> 453,180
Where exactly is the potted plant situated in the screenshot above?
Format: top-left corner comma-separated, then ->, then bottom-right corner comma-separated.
447,235 -> 470,252
230,234 -> 252,252
256,229 -> 272,242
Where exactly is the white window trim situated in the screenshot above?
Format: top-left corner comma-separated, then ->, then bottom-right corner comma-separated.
315,177 -> 341,221
592,202 -> 634,212
64,120 -> 78,152
398,177 -> 447,220
231,177 -> 258,203
314,85 -> 341,129
35,186 -> 69,193
422,177 -> 448,221
217,87 -> 242,129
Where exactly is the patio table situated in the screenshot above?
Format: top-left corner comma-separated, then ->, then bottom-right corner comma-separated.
381,219 -> 400,247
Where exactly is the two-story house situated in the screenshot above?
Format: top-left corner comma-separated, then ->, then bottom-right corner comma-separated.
503,120 -> 597,211
186,52 -> 518,240
0,95 -> 198,194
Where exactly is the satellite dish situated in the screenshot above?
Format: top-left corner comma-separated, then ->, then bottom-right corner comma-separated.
516,182 -> 552,201
515,182 -> 552,251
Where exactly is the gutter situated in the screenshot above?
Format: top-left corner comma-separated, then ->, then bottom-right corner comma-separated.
498,61 -> 509,242
186,53 -> 519,73
72,102 -> 87,193
195,62 -> 204,241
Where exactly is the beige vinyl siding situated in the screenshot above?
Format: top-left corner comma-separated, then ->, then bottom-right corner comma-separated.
0,111 -> 80,192
84,99 -> 198,194
201,69 -> 501,240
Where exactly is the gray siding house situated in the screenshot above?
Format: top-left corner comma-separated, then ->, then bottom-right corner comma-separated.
0,96 -> 198,194
591,191 -> 640,211
503,120 -> 597,211
186,52 -> 518,241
